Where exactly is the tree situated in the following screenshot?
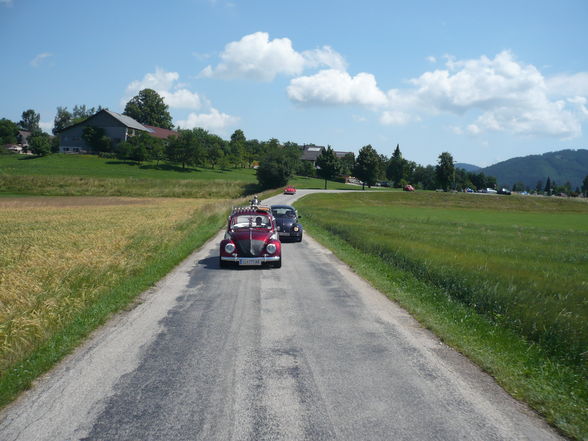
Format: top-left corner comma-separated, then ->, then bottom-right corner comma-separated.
353,145 -> 380,189
82,126 -> 112,153
315,146 -> 341,189
123,89 -> 173,129
544,177 -> 552,195
0,118 -> 19,144
53,107 -> 73,134
435,152 -> 455,191
583,175 -> 588,197
229,129 -> 246,168
386,144 -> 405,186
19,109 -> 40,132
256,142 -> 294,189
166,130 -> 200,168
339,152 -> 355,176
28,132 -> 52,156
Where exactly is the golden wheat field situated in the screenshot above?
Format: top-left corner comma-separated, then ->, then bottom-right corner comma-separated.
0,196 -> 220,373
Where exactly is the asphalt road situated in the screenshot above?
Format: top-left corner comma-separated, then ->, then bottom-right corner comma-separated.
0,190 -> 562,441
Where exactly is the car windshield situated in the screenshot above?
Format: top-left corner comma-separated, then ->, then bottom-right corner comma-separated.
231,214 -> 271,229
272,208 -> 296,218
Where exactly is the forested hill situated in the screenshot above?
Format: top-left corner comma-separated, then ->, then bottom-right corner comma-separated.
480,149 -> 588,189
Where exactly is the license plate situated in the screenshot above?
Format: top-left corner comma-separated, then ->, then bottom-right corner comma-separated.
239,258 -> 262,266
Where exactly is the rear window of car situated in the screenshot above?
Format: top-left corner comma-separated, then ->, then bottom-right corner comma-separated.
272,208 -> 296,218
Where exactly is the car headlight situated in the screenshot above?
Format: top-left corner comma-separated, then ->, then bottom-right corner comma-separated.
293,226 -> 299,232
266,243 -> 277,254
224,243 -> 236,253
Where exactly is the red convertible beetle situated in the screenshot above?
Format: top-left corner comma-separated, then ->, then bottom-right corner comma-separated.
284,186 -> 297,195
219,205 -> 282,268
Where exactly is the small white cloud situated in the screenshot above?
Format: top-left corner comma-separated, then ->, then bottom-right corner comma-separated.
352,114 -> 367,122
176,108 -> 239,132
426,56 -> 437,63
30,52 -> 52,67
287,69 -> 387,107
200,32 -> 347,81
379,110 -> 417,126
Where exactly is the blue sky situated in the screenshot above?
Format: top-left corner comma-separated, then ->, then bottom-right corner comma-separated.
1,0 -> 587,167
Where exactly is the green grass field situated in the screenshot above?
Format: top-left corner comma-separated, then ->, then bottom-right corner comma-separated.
0,154 -> 359,196
296,191 -> 588,440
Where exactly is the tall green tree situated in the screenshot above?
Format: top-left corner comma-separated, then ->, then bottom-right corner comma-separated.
53,107 -> 73,134
315,146 -> 341,189
256,141 -> 294,189
582,175 -> 588,197
229,129 -> 246,168
123,89 -> 173,129
354,144 -> 380,189
0,118 -> 19,144
435,152 -> 455,191
544,177 -> 552,195
386,144 -> 405,186
19,109 -> 40,132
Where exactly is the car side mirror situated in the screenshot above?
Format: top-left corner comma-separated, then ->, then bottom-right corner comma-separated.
297,214 -> 302,219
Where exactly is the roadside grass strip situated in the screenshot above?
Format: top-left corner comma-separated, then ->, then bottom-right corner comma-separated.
0,196 -> 233,408
295,191 -> 588,441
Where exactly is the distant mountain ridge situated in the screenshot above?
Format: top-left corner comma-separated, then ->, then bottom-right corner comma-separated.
455,163 -> 481,172
456,149 -> 588,189
480,149 -> 588,189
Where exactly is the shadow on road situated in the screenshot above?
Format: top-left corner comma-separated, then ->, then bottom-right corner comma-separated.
197,256 -> 277,271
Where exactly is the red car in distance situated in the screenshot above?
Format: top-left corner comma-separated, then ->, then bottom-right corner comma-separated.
219,205 -> 282,268
284,186 -> 297,195
403,184 -> 415,192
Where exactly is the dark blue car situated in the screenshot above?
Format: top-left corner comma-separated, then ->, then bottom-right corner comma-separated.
270,205 -> 303,242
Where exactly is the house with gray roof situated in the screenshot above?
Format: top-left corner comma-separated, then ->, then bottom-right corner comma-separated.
57,109 -> 170,154
300,144 -> 354,165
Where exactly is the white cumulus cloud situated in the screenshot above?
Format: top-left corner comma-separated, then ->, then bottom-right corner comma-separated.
380,50 -> 587,137
287,69 -> 387,107
122,67 -> 202,109
176,108 -> 239,132
200,32 -> 346,81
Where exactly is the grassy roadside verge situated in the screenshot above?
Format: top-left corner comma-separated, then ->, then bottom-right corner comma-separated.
297,201 -> 587,440
0,197 -> 240,409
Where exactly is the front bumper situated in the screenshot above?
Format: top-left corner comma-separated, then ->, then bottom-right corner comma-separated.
220,255 -> 280,263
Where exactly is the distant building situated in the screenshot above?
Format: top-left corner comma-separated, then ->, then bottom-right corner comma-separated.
57,109 -> 176,154
300,144 -> 354,166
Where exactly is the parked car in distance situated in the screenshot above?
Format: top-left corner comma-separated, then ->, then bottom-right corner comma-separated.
284,186 -> 297,195
403,184 -> 415,192
498,188 -> 512,195
465,187 -> 475,193
271,204 -> 303,242
219,205 -> 282,268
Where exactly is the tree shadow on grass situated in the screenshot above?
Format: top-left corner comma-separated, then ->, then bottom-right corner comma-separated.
139,163 -> 198,173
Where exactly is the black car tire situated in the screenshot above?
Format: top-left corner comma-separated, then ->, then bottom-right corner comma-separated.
273,257 -> 282,268
297,235 -> 303,242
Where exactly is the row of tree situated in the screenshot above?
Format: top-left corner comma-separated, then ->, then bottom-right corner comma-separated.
259,142 -> 497,192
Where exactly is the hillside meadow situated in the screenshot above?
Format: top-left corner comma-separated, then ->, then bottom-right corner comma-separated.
0,154 -> 361,196
296,191 -> 588,439
0,195 -> 236,406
